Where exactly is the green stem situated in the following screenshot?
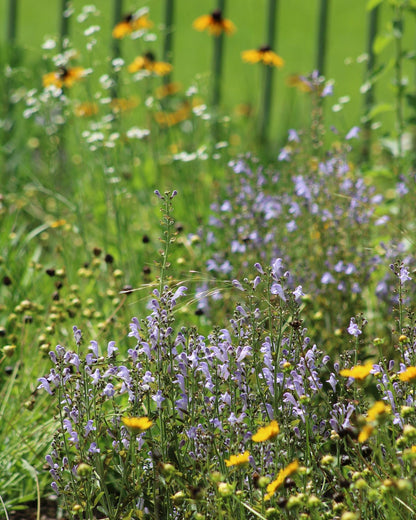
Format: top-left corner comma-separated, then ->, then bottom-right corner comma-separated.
163,0 -> 175,85
111,0 -> 123,98
316,0 -> 330,75
259,0 -> 279,144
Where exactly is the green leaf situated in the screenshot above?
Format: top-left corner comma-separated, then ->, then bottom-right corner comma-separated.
93,491 -> 105,508
368,103 -> 394,119
366,0 -> 384,10
373,34 -> 393,54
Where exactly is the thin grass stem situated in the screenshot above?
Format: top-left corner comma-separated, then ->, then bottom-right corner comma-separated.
259,0 -> 279,143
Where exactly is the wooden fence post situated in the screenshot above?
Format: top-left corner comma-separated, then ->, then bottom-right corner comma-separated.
316,0 -> 330,75
212,0 -> 226,109
259,0 -> 279,143
163,0 -> 175,85
362,4 -> 380,162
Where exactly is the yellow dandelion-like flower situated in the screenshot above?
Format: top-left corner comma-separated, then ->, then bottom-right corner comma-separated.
340,362 -> 374,381
193,9 -> 236,36
113,12 -> 153,39
50,219 -> 67,228
122,416 -> 153,432
358,424 -> 374,443
286,74 -> 312,92
399,366 -> 416,382
225,450 -> 250,467
252,420 -> 280,443
242,46 -> 284,68
264,460 -> 299,501
366,401 -> 391,422
128,52 -> 172,77
43,67 -> 85,89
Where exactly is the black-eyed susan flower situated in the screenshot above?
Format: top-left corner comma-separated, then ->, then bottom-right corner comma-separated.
242,46 -> 284,68
193,9 -> 236,36
122,416 -> 153,432
366,401 -> 391,422
340,362 -> 373,381
224,450 -> 250,467
128,52 -> 172,76
74,102 -> 99,117
252,420 -> 280,442
264,460 -> 299,500
154,102 -> 190,128
43,67 -> 86,88
399,366 -> 416,382
155,81 -> 182,100
358,424 -> 374,443
286,74 -> 313,92
110,96 -> 140,113
112,11 -> 153,39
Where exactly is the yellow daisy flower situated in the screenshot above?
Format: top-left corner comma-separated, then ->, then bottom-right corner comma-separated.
242,46 -> 284,68
155,81 -> 182,100
252,420 -> 280,442
128,52 -> 172,77
225,450 -> 250,467
154,102 -> 190,128
110,96 -> 140,113
358,424 -> 374,443
43,67 -> 85,89
264,460 -> 299,500
340,362 -> 374,381
113,12 -> 153,39
122,416 -> 153,432
399,366 -> 416,382
74,102 -> 99,117
193,9 -> 236,36
366,401 -> 391,422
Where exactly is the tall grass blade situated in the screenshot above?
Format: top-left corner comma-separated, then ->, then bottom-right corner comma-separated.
259,0 -> 279,143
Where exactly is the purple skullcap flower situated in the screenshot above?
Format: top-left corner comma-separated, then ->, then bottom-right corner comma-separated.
278,147 -> 291,161
154,190 -> 163,199
102,383 -> 115,397
232,279 -> 245,291
152,390 -> 165,409
347,318 -> 362,337
254,262 -> 264,274
84,420 -> 96,437
321,82 -> 333,97
90,369 -> 101,385
321,272 -> 335,284
107,341 -> 118,357
271,258 -> 284,278
286,220 -> 297,232
396,182 -> 409,197
88,442 -> 100,454
49,351 -> 57,364
37,377 -> 53,395
253,276 -> 261,289
172,286 -> 188,302
292,285 -> 304,301
235,305 -> 247,316
270,282 -> 286,301
51,482 -> 59,494
288,129 -> 300,143
73,326 -> 82,345
345,126 -> 360,140
399,266 -> 412,284
89,341 -> 99,358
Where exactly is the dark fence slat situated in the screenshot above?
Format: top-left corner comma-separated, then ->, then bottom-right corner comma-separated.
212,0 -> 226,109
7,0 -> 18,43
259,0 -> 279,143
316,0 -> 330,75
163,0 -> 175,85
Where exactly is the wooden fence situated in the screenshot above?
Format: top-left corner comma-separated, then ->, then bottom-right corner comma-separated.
2,0 -> 384,145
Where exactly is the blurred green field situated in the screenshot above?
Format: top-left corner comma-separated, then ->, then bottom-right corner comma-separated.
1,0 -> 413,140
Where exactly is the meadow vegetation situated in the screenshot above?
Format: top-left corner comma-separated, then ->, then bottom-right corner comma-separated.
2,0 -> 416,519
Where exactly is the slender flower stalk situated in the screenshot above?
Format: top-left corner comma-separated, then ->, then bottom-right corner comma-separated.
316,0 -> 330,75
